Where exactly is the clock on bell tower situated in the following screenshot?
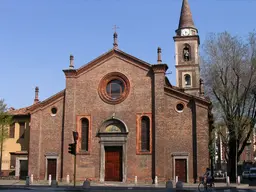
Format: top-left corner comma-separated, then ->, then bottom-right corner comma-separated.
173,0 -> 201,96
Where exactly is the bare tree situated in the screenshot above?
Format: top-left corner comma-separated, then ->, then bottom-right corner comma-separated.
201,31 -> 256,182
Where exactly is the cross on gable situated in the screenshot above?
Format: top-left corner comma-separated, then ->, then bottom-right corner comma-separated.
113,25 -> 119,33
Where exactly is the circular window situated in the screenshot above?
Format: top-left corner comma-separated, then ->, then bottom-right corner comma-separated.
98,72 -> 130,104
106,79 -> 125,100
51,107 -> 57,116
176,103 -> 184,112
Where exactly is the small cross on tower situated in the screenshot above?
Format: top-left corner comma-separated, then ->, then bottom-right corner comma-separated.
113,25 -> 119,49
113,25 -> 119,33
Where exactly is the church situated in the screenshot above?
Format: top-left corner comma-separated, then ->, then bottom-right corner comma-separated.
7,0 -> 211,183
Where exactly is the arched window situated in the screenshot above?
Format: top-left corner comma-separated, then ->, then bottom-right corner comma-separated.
81,118 -> 89,151
183,45 -> 190,61
141,116 -> 150,151
184,74 -> 191,86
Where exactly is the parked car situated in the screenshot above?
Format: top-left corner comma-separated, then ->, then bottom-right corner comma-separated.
242,170 -> 250,179
249,168 -> 256,179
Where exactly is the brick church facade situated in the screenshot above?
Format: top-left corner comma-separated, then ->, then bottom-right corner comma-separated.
8,0 -> 211,183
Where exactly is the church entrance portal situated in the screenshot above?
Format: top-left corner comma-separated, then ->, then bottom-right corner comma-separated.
98,117 -> 128,182
105,146 -> 122,181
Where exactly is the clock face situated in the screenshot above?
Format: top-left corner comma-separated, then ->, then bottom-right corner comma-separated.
181,29 -> 190,36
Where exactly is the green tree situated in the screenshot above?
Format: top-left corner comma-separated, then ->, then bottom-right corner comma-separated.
201,31 -> 256,182
0,99 -> 13,175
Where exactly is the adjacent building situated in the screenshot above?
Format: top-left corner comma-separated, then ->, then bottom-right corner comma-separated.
1,108 -> 29,179
215,127 -> 256,171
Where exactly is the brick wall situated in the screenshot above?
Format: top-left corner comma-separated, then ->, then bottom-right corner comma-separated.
63,55 -> 153,181
28,52 -> 210,183
29,97 -> 64,180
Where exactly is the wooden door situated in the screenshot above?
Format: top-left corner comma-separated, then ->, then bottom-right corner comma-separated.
105,146 -> 122,181
47,159 -> 57,180
175,159 -> 187,182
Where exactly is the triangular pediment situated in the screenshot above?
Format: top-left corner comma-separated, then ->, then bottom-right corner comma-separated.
73,49 -> 152,76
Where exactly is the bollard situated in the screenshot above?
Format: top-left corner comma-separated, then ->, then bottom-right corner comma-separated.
49,174 -> 52,186
83,179 -> 90,189
25,176 -> 30,186
166,180 -> 173,192
155,176 -> 158,186
176,181 -> 183,192
30,174 -> 33,184
237,176 -> 240,185
67,174 -> 70,184
51,180 -> 58,187
135,176 -> 137,185
175,176 -> 178,183
226,176 -> 230,186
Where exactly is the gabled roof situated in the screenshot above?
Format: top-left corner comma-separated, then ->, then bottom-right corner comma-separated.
76,48 -> 152,76
11,49 -> 153,116
9,89 -> 66,116
27,89 -> 65,112
164,85 -> 211,106
10,45 -> 210,116
8,107 -> 30,116
164,76 -> 210,106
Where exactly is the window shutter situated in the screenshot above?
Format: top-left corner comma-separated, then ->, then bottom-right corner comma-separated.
81,118 -> 89,151
9,124 -> 15,138
19,122 -> 25,138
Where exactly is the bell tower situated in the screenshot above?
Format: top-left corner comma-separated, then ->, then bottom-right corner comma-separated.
174,0 -> 201,96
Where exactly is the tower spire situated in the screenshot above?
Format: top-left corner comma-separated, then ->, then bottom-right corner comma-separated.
178,0 -> 195,30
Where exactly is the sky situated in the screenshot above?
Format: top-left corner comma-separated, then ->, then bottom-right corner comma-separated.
0,0 -> 255,109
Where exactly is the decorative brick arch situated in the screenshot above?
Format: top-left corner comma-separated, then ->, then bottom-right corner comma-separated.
98,117 -> 129,134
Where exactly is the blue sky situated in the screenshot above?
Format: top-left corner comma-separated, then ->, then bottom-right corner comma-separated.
1,0 -> 255,109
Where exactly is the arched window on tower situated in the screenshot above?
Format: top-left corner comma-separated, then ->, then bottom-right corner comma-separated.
81,118 -> 89,151
184,74 -> 191,86
183,44 -> 190,61
141,116 -> 150,151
